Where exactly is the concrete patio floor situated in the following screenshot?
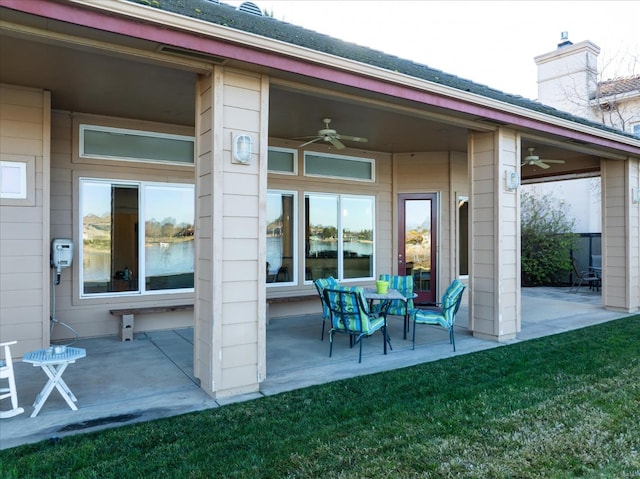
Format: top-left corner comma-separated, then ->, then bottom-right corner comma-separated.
1,286 -> 633,449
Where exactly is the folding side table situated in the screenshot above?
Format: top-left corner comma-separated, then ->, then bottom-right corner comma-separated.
22,347 -> 86,417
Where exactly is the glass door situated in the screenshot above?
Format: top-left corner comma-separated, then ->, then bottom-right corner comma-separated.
398,193 -> 437,304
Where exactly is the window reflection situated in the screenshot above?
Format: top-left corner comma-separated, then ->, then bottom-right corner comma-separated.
267,191 -> 295,284
80,179 -> 194,296
305,193 -> 374,281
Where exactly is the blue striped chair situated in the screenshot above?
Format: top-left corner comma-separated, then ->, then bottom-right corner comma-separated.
313,276 -> 340,340
378,274 -> 414,339
323,286 -> 390,363
411,279 -> 465,351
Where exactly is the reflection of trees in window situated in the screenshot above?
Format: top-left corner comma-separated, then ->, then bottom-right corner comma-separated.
305,193 -> 374,281
80,179 -> 194,296
267,191 -> 295,284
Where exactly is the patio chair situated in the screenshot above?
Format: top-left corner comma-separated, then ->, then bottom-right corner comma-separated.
313,276 -> 340,340
410,279 -> 465,351
378,274 -> 414,339
570,256 -> 600,293
323,286 -> 390,363
0,340 -> 24,419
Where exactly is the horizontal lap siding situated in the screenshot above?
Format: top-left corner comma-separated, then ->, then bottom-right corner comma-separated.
0,85 -> 49,356
47,109 -> 195,341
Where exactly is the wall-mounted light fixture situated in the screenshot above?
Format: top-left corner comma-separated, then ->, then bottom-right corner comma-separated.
505,170 -> 520,190
232,133 -> 252,164
632,187 -> 640,204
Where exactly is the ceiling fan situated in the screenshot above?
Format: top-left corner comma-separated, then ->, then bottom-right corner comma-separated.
296,118 -> 368,150
521,147 -> 565,169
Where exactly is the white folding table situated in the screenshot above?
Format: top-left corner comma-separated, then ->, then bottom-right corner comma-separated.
22,347 -> 86,417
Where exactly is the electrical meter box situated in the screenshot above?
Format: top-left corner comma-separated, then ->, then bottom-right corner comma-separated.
51,238 -> 74,271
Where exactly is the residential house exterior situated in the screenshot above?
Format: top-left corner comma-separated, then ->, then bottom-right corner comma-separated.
525,35 -> 640,261
1,0 -> 639,400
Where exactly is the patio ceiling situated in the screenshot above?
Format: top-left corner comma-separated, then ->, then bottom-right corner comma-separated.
0,6 -> 603,180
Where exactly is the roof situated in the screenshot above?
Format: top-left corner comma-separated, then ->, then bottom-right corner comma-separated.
128,0 -> 636,139
596,75 -> 640,98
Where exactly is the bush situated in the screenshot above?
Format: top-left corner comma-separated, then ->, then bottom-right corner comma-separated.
521,191 -> 577,286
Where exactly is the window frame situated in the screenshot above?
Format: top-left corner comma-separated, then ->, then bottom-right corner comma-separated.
266,189 -> 298,287
79,124 -> 195,166
267,146 -> 298,175
78,177 -> 195,299
304,192 -> 376,284
303,151 -> 375,182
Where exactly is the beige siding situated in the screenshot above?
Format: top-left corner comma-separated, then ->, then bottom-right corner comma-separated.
468,129 -> 520,340
264,138 -> 392,319
44,111 -> 195,341
393,151 -> 467,297
601,158 -> 640,312
195,67 -> 268,398
0,84 -> 50,357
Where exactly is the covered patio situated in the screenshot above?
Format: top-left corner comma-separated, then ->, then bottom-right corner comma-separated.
1,286 -> 630,450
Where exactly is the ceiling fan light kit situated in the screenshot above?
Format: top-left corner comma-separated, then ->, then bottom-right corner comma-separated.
296,118 -> 368,150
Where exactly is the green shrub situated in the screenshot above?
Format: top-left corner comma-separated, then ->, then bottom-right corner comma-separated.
521,191 -> 577,286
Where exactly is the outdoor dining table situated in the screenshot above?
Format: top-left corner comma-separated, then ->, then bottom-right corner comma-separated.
362,287 -> 409,353
22,346 -> 86,417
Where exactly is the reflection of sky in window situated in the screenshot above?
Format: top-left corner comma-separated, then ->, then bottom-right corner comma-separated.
405,200 -> 430,230
82,182 -> 194,225
82,182 -> 111,217
309,195 -> 337,228
342,197 -> 373,231
145,185 -> 194,224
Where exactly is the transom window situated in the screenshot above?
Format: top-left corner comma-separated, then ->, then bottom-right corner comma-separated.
305,193 -> 375,281
80,178 -> 195,297
304,152 -> 374,181
79,124 -> 194,165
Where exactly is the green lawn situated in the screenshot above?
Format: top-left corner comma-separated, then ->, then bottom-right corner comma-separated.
3,316 -> 639,478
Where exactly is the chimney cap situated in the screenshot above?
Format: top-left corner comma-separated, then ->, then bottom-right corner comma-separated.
557,31 -> 573,48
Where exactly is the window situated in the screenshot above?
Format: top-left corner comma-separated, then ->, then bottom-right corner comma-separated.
80,179 -> 195,297
458,196 -> 469,276
79,124 -> 194,165
633,123 -> 640,138
304,152 -> 374,181
267,190 -> 297,285
305,193 -> 374,281
268,147 -> 297,174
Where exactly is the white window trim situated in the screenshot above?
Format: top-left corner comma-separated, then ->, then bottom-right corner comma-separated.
79,124 -> 195,166
79,177 -> 195,299
267,146 -> 298,175
303,151 -> 375,182
304,192 -> 376,284
266,189 -> 298,287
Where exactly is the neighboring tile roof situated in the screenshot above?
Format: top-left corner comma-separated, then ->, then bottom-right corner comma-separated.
128,0 -> 636,138
595,75 -> 640,98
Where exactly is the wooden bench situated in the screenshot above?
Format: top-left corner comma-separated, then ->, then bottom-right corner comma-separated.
109,304 -> 194,340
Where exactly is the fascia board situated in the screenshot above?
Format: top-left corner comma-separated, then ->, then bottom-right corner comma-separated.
64,0 -> 640,155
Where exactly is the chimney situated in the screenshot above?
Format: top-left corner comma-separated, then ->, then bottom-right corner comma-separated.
534,36 -> 600,114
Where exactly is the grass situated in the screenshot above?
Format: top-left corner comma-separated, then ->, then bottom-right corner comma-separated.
2,316 -> 640,478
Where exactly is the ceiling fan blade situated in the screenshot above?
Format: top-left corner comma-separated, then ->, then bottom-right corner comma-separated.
329,137 -> 345,149
535,161 -> 550,169
299,137 -> 321,148
540,159 -> 565,164
337,134 -> 368,143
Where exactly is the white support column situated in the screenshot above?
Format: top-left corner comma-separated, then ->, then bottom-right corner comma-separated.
468,129 -> 521,341
194,67 -> 268,398
601,157 -> 640,313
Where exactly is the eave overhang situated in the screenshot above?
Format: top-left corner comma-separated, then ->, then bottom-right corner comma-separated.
2,0 -> 639,159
